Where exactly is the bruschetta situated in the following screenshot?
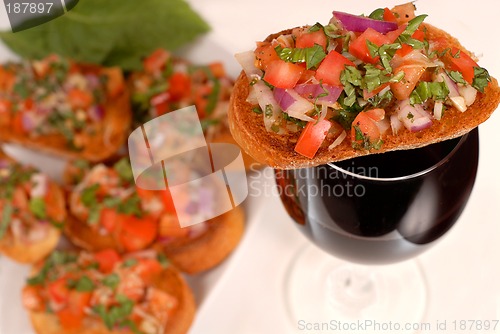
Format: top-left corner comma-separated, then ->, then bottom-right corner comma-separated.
129,49 -> 260,170
22,249 -> 195,334
0,150 -> 66,263
65,158 -> 244,274
228,3 -> 500,169
0,55 -> 131,162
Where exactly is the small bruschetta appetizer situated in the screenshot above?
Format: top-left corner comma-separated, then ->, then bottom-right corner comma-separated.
0,150 -> 66,263
0,55 -> 131,162
65,158 -> 244,274
22,249 -> 195,334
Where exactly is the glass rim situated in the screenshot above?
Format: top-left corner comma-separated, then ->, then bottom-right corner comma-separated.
326,131 -> 472,182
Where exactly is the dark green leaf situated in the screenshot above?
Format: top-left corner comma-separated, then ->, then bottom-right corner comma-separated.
81,184 -> 99,208
0,203 -> 13,239
157,253 -> 170,268
75,276 -> 95,292
122,258 -> 138,268
113,159 -> 134,184
448,71 -> 467,85
275,45 -> 326,70
368,8 -> 385,21
472,67 -> 491,93
309,22 -> 323,32
0,0 -> 210,71
102,273 -> 120,289
409,81 -> 449,105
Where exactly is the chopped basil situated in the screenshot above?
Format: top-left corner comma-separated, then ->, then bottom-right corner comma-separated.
472,67 -> 491,93
252,107 -> 263,114
102,273 -> 120,289
122,258 -> 138,268
409,81 -> 449,105
264,104 -> 273,118
367,89 -> 394,108
116,194 -> 143,217
27,251 -> 77,286
92,295 -> 135,330
407,112 -> 414,120
368,8 -> 385,21
271,124 -> 280,133
282,113 -> 307,128
448,71 -> 467,85
366,41 -> 401,72
352,125 -> 383,151
335,109 -> 358,130
402,14 -> 428,37
81,184 -> 99,208
113,158 -> 134,184
309,22 -> 323,32
75,275 -> 95,292
157,253 -> 170,268
323,23 -> 342,39
340,66 -> 363,107
275,44 -> 326,70
29,197 -> 47,220
0,203 -> 13,239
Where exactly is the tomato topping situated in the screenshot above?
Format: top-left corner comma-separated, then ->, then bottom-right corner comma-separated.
383,7 -> 397,22
351,112 -> 381,144
68,89 -> 94,109
349,28 -> 390,64
12,112 -> 26,134
390,65 -> 427,100
143,49 -> 170,74
48,277 -> 70,304
0,99 -> 11,127
365,108 -> 385,122
135,259 -> 163,283
44,183 -> 64,221
150,92 -> 170,116
168,72 -> 191,102
294,119 -> 332,159
118,215 -> 158,252
209,62 -> 226,78
443,47 -> 478,84
263,60 -> 304,89
315,51 -> 355,86
254,42 -> 281,70
148,288 -> 178,322
98,207 -> 119,233
22,286 -> 44,312
295,29 -> 327,50
0,66 -> 16,92
56,291 -> 91,330
94,249 -> 121,273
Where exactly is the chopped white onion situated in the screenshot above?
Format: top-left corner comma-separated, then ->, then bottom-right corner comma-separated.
458,85 -> 478,107
397,100 -> 433,132
30,173 -> 48,198
450,96 -> 467,112
246,86 -> 258,104
252,80 -> 283,132
435,72 -> 459,97
284,89 -> 315,122
390,114 -> 403,135
235,50 -> 263,79
375,118 -> 390,135
317,103 -> 329,123
433,101 -> 444,120
328,131 -> 347,150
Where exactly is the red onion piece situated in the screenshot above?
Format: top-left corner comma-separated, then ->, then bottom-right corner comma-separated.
88,105 -> 105,122
332,11 -> 398,34
397,100 -> 432,132
22,112 -> 36,131
294,84 -> 342,104
274,88 -> 297,110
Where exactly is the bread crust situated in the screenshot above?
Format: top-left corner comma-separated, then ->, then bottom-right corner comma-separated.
228,23 -> 500,169
0,151 -> 66,263
0,81 -> 131,163
28,265 -> 196,334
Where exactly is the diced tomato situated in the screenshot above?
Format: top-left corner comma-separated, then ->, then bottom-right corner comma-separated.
383,7 -> 397,22
395,44 -> 414,58
22,286 -> 44,312
263,60 -> 304,89
148,288 -> 178,323
443,47 -> 478,84
349,28 -> 390,64
98,207 -> 118,232
94,249 -> 121,273
412,29 -> 425,42
390,65 -> 426,100
168,72 -> 191,102
315,51 -> 355,86
254,42 -> 281,70
150,92 -> 170,116
56,291 -> 91,330
295,29 -> 327,50
102,67 -> 125,98
385,25 -> 406,44
44,184 -> 65,221
48,277 -> 70,304
135,259 -> 163,283
209,62 -> 226,78
194,85 -> 212,119
22,98 -> 34,112
68,89 -> 94,109
160,189 -> 176,214
294,119 -> 332,159
144,49 -> 170,74
12,112 -> 26,134
0,66 -> 16,92
159,214 -> 188,238
0,99 -> 11,127
118,215 -> 158,252
298,69 -> 316,84
351,112 -> 381,144
363,83 -> 390,100
365,108 -> 385,122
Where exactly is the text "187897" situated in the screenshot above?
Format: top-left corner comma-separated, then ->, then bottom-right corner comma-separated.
6,2 -> 53,14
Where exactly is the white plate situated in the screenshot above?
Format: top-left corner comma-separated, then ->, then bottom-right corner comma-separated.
2,0 -> 500,333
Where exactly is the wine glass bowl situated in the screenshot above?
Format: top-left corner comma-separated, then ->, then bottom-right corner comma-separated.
275,128 -> 479,265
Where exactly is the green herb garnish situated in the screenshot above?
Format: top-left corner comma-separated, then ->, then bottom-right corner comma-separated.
275,44 -> 326,70
29,197 -> 47,220
410,81 -> 450,105
0,203 -> 13,239
472,67 -> 491,93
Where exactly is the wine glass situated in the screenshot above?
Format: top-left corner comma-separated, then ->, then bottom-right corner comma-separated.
275,128 -> 479,332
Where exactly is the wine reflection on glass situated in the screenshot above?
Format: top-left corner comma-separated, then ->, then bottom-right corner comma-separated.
275,128 -> 479,332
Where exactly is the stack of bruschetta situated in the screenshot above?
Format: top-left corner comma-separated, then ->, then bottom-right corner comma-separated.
0,51 -> 247,334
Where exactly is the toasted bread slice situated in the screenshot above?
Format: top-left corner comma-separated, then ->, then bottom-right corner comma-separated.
156,206 -> 245,274
0,61 -> 131,163
0,151 -> 66,263
228,23 -> 500,169
28,262 -> 195,334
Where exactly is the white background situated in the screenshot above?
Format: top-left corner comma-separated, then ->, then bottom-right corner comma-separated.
1,0 -> 500,333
